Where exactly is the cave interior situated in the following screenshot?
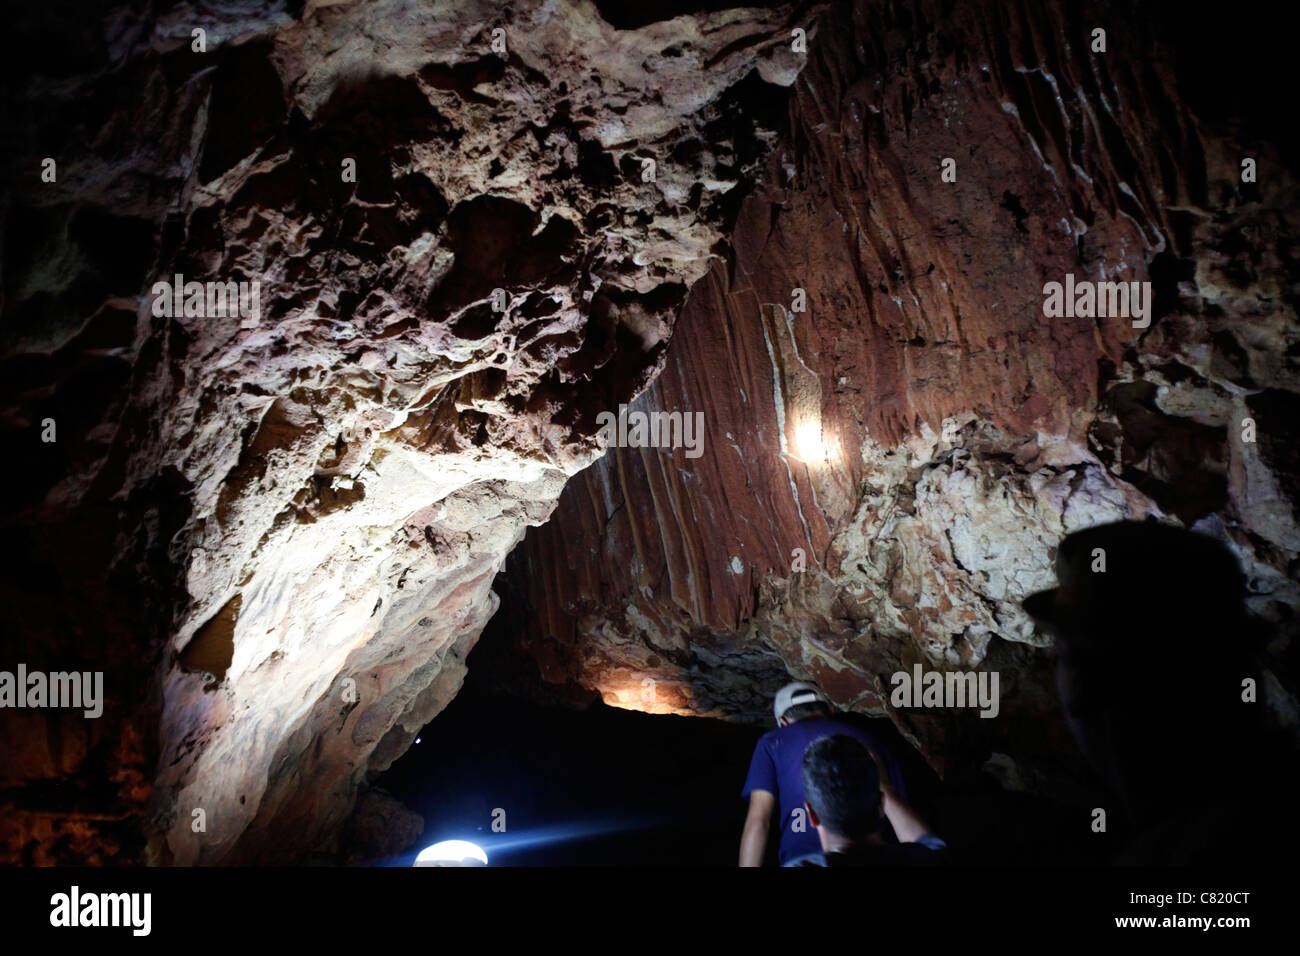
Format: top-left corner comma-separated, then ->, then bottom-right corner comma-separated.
1,0 -> 1297,867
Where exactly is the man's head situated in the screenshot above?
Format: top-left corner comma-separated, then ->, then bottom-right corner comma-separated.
773,681 -> 831,726
801,735 -> 882,847
1022,520 -> 1257,811
1022,520 -> 1247,645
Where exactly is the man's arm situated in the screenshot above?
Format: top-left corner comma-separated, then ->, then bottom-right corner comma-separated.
739,790 -> 776,866
879,783 -> 933,844
866,747 -> 934,844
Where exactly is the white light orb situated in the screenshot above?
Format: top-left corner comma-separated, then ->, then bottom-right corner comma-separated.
794,420 -> 825,461
413,840 -> 488,867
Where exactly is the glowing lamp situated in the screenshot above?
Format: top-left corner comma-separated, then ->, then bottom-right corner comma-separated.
794,420 -> 825,461
413,840 -> 488,867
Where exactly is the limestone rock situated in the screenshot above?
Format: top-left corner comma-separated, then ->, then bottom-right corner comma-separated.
1,0 -> 811,863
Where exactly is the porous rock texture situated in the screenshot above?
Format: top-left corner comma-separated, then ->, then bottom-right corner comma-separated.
511,0 -> 1300,796
1,0 -> 815,863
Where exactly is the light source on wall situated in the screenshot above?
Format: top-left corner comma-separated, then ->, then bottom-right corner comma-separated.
794,419 -> 826,462
596,677 -> 691,716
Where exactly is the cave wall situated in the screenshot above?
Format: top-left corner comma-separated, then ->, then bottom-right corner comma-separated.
1,0 -> 815,863
3,0 -> 1296,866
511,0 -> 1300,793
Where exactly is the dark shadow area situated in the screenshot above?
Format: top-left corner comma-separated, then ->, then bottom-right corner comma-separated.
378,682 -> 758,865
377,613 -> 1108,866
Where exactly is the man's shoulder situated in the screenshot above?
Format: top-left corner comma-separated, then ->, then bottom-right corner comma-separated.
787,717 -> 876,744
776,716 -> 834,736
762,716 -> 878,758
783,838 -> 948,867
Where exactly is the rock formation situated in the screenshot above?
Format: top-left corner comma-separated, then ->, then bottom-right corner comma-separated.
1,0 -> 813,863
2,0 -> 1296,865
511,0 -> 1300,795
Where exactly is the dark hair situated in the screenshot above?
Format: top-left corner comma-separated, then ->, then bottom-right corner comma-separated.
782,700 -> 831,723
801,735 -> 881,838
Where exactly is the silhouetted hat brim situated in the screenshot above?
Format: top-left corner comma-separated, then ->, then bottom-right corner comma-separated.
1021,587 -> 1061,625
1021,521 -> 1251,635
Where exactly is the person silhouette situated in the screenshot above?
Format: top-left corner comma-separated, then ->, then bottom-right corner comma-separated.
1023,520 -> 1297,864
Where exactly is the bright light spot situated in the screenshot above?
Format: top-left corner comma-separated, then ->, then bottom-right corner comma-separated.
599,681 -> 689,716
414,840 -> 488,867
794,420 -> 824,461
414,737 -> 421,744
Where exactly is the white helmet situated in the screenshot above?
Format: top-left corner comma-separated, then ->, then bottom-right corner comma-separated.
773,681 -> 829,723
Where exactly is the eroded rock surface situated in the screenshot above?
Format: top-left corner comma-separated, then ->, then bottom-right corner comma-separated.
4,0 -> 1296,864
1,0 -> 812,863
511,0 -> 1300,792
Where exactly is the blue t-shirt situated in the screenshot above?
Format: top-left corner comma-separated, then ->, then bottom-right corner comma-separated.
741,717 -> 907,864
783,834 -> 948,867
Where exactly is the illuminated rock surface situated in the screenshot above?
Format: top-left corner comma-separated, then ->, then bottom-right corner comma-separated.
1,0 -> 810,863
510,0 -> 1300,792
2,0 -> 1296,864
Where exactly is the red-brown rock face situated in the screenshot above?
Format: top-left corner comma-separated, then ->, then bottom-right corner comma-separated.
2,0 -> 813,863
512,0 -> 1300,791
3,0 -> 1296,865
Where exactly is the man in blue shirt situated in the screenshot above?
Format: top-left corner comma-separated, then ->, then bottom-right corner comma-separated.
739,681 -> 908,866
